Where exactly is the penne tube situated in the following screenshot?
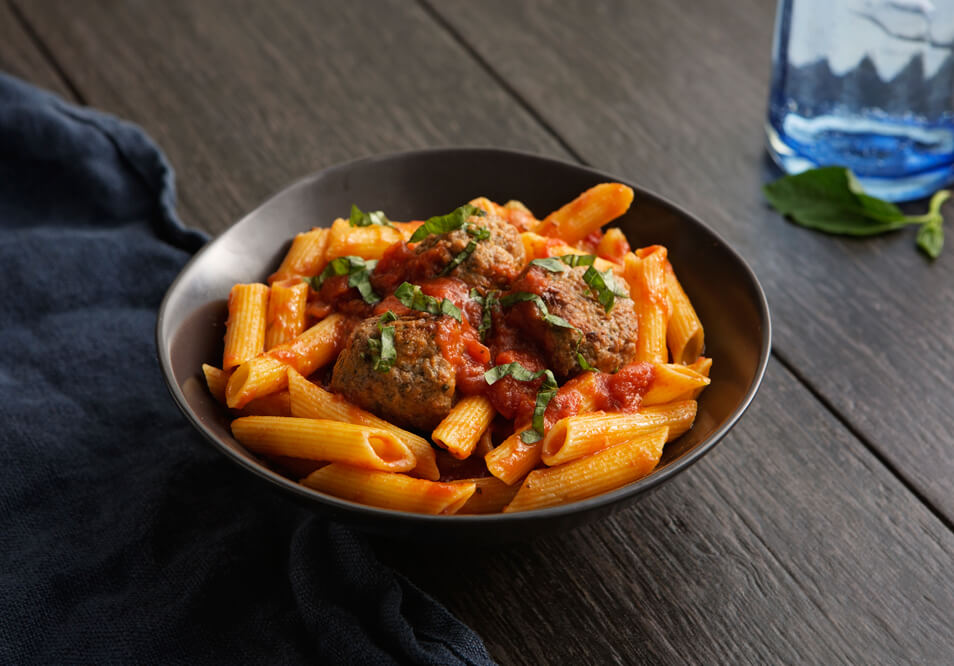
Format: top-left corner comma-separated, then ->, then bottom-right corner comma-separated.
664,260 -> 705,365
504,427 -> 667,513
534,182 -> 634,244
541,409 -> 673,467
286,368 -> 440,481
265,280 -> 309,350
485,423 -> 540,486
301,464 -> 475,515
268,228 -> 329,283
639,400 -> 698,440
325,217 -> 403,261
231,416 -> 416,473
432,395 -> 496,460
454,476 -> 521,514
235,390 -> 291,417
503,199 -> 540,231
222,283 -> 270,370
642,364 -> 711,406
469,196 -> 510,220
226,313 -> 346,409
595,227 -> 631,264
202,363 -> 230,404
391,220 -> 424,240
624,248 -> 671,364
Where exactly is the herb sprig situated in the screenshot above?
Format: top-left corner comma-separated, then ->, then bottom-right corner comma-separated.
763,166 -> 951,259
483,362 -> 559,443
349,204 -> 394,229
393,282 -> 461,321
367,311 -> 398,372
304,255 -> 380,304
408,204 -> 485,242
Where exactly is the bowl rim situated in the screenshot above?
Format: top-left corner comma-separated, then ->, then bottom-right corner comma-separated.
156,146 -> 772,525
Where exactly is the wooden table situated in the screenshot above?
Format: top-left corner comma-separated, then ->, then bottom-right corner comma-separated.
4,1 -> 951,662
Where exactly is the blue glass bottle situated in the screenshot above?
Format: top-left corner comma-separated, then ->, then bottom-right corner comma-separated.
766,0 -> 954,201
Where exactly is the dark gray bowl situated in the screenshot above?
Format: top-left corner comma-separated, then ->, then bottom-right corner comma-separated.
157,148 -> 771,541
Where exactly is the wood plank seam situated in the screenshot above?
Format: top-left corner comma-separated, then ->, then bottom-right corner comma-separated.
6,0 -> 86,104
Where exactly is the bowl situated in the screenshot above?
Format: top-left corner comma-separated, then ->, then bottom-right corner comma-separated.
156,148 -> 771,541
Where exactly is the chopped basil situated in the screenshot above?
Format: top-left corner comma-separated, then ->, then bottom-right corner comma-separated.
367,310 -> 398,372
582,266 -> 628,313
522,370 -> 558,444
408,204 -> 485,242
499,291 -> 575,330
558,254 -> 596,267
576,351 -> 594,371
529,257 -> 567,272
349,204 -> 394,229
439,223 -> 491,276
393,282 -> 461,322
471,288 -> 498,341
483,362 -> 559,443
310,255 -> 381,305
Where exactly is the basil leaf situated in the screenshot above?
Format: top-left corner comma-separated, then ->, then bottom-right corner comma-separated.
558,254 -> 596,267
393,282 -> 461,322
529,257 -> 567,272
576,352 -> 594,371
582,266 -> 628,313
499,291 -> 578,331
478,289 -> 497,341
349,204 -> 394,228
301,275 -> 321,291
439,223 -> 491,276
312,256 -> 381,304
483,361 -> 545,385
763,167 -> 909,235
368,310 -> 398,373
522,370 -> 558,444
408,204 -> 486,242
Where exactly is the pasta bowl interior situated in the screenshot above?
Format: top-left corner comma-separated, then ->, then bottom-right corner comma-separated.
157,148 -> 770,541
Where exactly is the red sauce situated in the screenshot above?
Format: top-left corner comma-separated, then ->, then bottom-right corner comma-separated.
592,362 -> 655,412
485,348 -> 545,423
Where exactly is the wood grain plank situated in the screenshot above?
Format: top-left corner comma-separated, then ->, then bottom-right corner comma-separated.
381,360 -> 954,664
426,0 -> 954,522
10,0 -> 569,235
0,1 -> 72,97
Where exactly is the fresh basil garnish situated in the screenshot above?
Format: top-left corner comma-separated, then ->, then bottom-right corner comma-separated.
349,204 -> 394,229
582,266 -> 628,313
439,223 -> 491,276
393,282 -> 461,322
529,257 -> 568,272
482,362 -> 559,444
408,204 -> 486,242
471,288 -> 498,341
367,310 -> 398,372
763,166 -> 951,259
558,254 -> 596,267
499,291 -> 575,330
309,255 -> 380,304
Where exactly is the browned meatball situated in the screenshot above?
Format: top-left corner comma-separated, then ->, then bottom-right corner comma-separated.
330,314 -> 455,431
411,214 -> 525,292
507,265 -> 639,379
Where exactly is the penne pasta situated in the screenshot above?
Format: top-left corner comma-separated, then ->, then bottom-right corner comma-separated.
624,248 -> 671,364
432,395 -> 496,460
325,217 -> 403,261
202,363 -> 229,404
595,227 -> 631,264
520,232 -> 618,271
484,424 -> 540,486
541,408 -> 682,467
222,283 -> 270,370
534,182 -> 634,244
268,228 -> 329,283
226,313 -> 346,409
642,364 -> 711,406
286,368 -> 440,481
264,280 -> 309,350
454,476 -> 521,514
664,260 -> 705,365
235,390 -> 291,417
504,427 -> 667,513
469,196 -> 510,220
231,416 -> 416,472
301,464 -> 475,515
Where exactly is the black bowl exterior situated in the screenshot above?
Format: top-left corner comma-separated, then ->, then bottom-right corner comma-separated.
157,148 -> 771,542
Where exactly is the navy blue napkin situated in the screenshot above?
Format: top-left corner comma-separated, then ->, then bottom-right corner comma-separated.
0,73 -> 493,665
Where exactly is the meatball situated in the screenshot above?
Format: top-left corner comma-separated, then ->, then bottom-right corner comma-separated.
330,314 -> 455,431
507,265 -> 639,379
411,214 -> 525,292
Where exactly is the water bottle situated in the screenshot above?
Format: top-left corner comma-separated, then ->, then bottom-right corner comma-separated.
766,0 -> 954,201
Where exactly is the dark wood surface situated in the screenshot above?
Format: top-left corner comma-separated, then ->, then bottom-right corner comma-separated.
4,1 -> 952,663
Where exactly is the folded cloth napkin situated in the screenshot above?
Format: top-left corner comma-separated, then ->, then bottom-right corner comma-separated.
0,73 -> 493,665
